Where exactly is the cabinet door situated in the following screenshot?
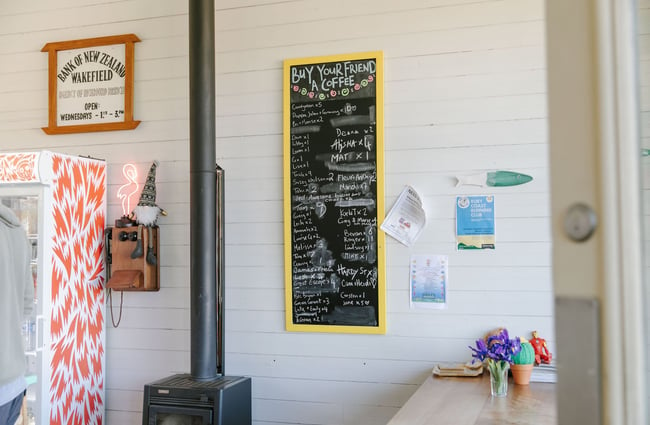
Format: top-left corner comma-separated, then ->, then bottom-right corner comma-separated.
0,188 -> 43,424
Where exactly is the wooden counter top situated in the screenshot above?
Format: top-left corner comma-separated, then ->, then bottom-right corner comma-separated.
387,373 -> 556,425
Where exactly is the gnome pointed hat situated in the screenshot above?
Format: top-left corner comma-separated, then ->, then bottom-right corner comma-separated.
132,160 -> 166,226
137,160 -> 159,207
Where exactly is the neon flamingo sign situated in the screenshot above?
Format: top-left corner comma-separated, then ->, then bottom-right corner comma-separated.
116,163 -> 139,217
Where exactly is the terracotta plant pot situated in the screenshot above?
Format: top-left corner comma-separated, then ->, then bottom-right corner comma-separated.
510,363 -> 534,385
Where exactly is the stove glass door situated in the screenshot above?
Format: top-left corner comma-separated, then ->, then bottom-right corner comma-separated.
148,405 -> 212,425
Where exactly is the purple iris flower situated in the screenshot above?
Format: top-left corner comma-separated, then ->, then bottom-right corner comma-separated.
469,328 -> 522,364
469,338 -> 488,359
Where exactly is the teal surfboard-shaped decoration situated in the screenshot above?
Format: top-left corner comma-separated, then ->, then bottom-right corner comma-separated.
455,171 -> 533,187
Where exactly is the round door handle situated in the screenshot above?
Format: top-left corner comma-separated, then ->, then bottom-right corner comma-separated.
564,203 -> 597,242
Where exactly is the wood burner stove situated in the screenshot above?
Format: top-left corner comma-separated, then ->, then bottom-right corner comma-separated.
142,374 -> 251,425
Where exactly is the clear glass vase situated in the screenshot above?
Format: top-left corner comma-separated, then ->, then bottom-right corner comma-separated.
488,360 -> 509,397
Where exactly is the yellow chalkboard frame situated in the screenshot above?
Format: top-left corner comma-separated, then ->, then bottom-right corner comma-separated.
283,51 -> 385,334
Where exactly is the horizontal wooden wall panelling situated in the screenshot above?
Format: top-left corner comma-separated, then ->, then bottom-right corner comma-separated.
0,1 -> 187,36
384,242 -> 552,266
224,311 -> 554,345
226,199 -> 284,222
388,265 -> 552,291
104,389 -> 143,416
226,353 -> 433,384
382,171 -> 549,197
214,0 -> 488,32
214,45 -> 545,97
225,285 -> 553,318
104,306 -> 190,330
107,327 -> 190,350
251,376 -> 415,407
223,241 -> 552,268
224,331 -> 551,363
215,0 -> 542,52
104,410 -> 140,425
0,1 -> 552,423
222,189 -> 551,223
215,70 -> 547,118
216,21 -> 545,74
252,398 -> 344,425
214,97 -> 547,139
106,287 -> 190,309
0,0 -> 127,18
106,357 -> 190,391
225,217 -> 550,244
227,265 -> 285,290
225,263 -> 552,292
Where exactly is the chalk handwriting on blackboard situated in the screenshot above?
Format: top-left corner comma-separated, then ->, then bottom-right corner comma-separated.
285,52 -> 385,333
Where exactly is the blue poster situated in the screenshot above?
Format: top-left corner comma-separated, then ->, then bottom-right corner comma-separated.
456,195 -> 495,250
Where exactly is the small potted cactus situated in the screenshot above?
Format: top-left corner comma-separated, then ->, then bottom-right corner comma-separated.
510,337 -> 535,385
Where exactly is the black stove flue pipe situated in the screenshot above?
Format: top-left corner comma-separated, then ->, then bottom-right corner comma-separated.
189,0 -> 217,381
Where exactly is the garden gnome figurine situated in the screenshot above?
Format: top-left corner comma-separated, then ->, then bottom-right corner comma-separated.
130,161 -> 167,265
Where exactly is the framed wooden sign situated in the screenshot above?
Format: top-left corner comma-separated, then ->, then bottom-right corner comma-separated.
41,34 -> 141,135
283,51 -> 386,334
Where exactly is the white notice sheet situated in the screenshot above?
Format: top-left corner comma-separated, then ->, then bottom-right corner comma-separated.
380,185 -> 426,247
410,254 -> 448,309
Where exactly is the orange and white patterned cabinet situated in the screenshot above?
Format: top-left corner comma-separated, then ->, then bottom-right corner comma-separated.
0,151 -> 106,425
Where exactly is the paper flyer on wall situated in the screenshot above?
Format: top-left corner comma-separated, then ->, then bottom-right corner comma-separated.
380,185 -> 426,247
455,195 -> 495,250
410,255 -> 448,309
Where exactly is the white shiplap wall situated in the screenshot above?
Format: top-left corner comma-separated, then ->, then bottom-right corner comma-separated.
0,1 -> 551,424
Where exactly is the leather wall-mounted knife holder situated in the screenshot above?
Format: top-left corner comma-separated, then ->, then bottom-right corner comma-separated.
105,226 -> 160,291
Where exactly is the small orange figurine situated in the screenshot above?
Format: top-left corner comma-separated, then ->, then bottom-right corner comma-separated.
529,330 -> 552,365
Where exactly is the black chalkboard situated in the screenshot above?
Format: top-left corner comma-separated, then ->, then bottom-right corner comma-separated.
283,52 -> 385,334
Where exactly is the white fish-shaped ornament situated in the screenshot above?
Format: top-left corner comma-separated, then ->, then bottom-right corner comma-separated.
455,170 -> 533,187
